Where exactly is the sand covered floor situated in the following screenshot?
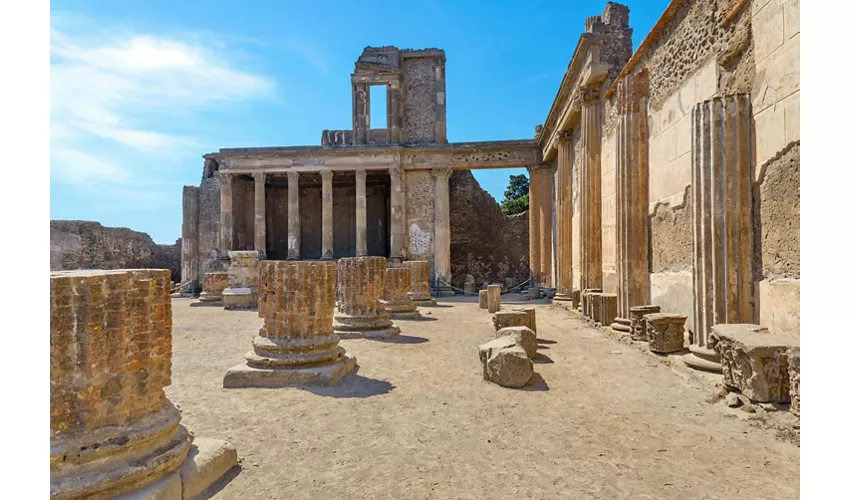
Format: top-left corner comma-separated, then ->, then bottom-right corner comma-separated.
166,296 -> 800,500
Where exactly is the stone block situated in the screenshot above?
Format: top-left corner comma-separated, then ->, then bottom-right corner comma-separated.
179,438 -> 238,500
629,305 -> 662,341
571,289 -> 581,309
645,313 -> 687,354
114,472 -> 182,500
710,323 -> 799,403
198,272 -> 228,303
478,337 -> 533,388
487,284 -> 501,313
496,326 -> 537,359
478,289 -> 488,309
492,311 -> 531,332
515,307 -> 536,333
222,287 -> 257,309
598,293 -> 617,326
787,345 -> 800,415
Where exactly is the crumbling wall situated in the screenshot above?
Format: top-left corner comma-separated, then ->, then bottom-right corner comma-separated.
50,220 -> 181,281
449,170 -> 529,289
198,174 -> 222,275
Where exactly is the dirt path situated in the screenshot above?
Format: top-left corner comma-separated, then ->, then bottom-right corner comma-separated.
166,297 -> 799,499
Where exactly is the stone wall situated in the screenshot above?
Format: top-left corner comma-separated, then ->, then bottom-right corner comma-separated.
402,56 -> 439,144
448,170 -> 529,289
50,220 -> 181,282
405,170 -> 436,273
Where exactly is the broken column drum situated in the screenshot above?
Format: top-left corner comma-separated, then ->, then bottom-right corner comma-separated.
487,284 -> 502,313
478,289 -> 488,309
645,313 -> 687,354
222,251 -> 260,309
686,95 -> 755,373
50,270 -> 191,500
403,260 -> 436,306
629,304 -> 662,341
382,267 -> 420,320
334,257 -> 401,339
224,260 -> 357,388
199,271 -> 228,303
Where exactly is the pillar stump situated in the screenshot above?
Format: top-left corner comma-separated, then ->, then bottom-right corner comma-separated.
224,261 -> 356,387
383,267 -> 420,320
51,270 -> 192,499
629,305 -> 661,341
334,257 -> 401,339
222,251 -> 260,309
487,284 -> 502,313
582,288 -> 602,319
197,272 -> 228,304
598,293 -> 617,327
571,289 -> 581,310
478,289 -> 489,309
645,313 -> 687,354
403,260 -> 437,306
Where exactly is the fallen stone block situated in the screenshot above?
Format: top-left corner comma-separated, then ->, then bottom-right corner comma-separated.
514,307 -> 537,333
710,323 -> 799,403
179,438 -> 238,499
645,313 -> 687,354
496,326 -> 537,358
478,337 -> 533,388
492,311 -> 530,332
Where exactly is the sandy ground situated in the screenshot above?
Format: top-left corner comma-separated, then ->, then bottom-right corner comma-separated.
166,296 -> 800,500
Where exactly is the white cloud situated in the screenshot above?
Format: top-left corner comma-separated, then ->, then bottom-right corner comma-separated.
50,15 -> 275,194
283,34 -> 330,75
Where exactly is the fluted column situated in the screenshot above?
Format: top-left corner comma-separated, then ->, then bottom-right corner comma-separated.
333,257 -> 400,339
253,172 -> 266,258
287,171 -> 300,260
432,166 -> 453,292
355,169 -> 367,256
686,94 -> 754,373
614,70 -> 651,332
553,132 -> 574,303
539,165 -> 554,287
389,166 -> 406,261
580,83 -> 603,292
219,172 -> 233,258
321,169 -> 334,260
528,166 -> 540,284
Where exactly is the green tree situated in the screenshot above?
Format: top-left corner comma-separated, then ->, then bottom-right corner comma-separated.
500,174 -> 530,215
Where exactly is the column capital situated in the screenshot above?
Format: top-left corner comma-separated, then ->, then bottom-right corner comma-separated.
252,171 -> 266,183
431,166 -> 452,180
555,130 -> 573,146
579,82 -> 603,104
320,169 -> 334,182
219,172 -> 233,183
287,170 -> 299,183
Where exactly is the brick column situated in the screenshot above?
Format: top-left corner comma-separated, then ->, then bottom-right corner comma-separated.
383,267 -> 419,319
686,94 -> 754,373
614,70 -> 650,333
403,260 -> 436,306
355,169 -> 367,257
219,172 -> 234,258
321,169 -> 334,260
553,131 -> 574,303
389,166 -> 406,262
432,166 -> 453,293
333,257 -> 400,339
580,83 -> 603,293
287,171 -> 300,260
253,171 -> 266,258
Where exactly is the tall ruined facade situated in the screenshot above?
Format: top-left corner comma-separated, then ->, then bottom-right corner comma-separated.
534,0 -> 800,371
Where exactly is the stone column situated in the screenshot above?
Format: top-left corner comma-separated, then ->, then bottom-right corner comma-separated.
383,267 -> 419,319
487,284 -> 502,313
686,94 -> 755,373
432,166 -> 453,293
389,166 -> 407,262
553,132 -> 574,304
580,83 -> 603,292
321,169 -> 334,260
614,70 -> 651,333
50,270 -> 191,499
219,172 -> 234,258
527,166 -> 540,284
404,260 -> 437,306
333,257 -> 400,339
287,170 -> 300,260
538,165 -> 554,287
181,186 -> 200,293
223,250 -> 260,309
355,169 -> 368,257
253,172 -> 266,258
198,271 -> 228,304
353,82 -> 369,144
224,260 -> 357,387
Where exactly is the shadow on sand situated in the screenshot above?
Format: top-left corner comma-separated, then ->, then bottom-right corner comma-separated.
413,315 -> 438,321
379,335 -> 429,344
532,353 -> 554,364
520,372 -> 549,391
195,464 -> 242,500
537,338 -> 557,345
301,367 -> 395,398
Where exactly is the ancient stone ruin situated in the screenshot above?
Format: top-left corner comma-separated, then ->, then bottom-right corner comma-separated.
404,260 -> 437,307
333,256 -> 401,339
222,251 -> 260,309
197,271 -> 228,304
382,267 -> 420,320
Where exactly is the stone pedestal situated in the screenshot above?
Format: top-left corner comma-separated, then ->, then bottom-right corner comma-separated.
582,288 -> 602,319
478,289 -> 488,309
198,272 -> 228,304
487,284 -> 501,313
516,307 -> 537,333
645,313 -> 687,354
224,261 -> 357,387
709,324 -> 798,403
629,305 -> 661,341
382,267 -> 420,320
403,260 -> 436,306
598,293 -> 617,326
492,310 -> 533,332
51,270 -> 234,500
334,257 -> 400,339
223,251 -> 260,309
788,346 -> 800,415
571,289 -> 581,310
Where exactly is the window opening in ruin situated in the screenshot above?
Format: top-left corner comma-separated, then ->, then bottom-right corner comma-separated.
369,84 -> 387,129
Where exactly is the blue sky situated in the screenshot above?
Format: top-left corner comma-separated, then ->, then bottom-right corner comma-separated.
49,0 -> 668,243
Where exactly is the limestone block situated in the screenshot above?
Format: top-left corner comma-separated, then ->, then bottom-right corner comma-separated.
226,251 -> 260,289
629,305 -> 661,341
586,292 -> 603,322
496,326 -> 537,359
222,287 -> 257,310
492,311 -> 530,332
334,257 -> 400,339
478,289 -> 488,309
598,293 -> 617,326
514,307 -> 536,333
382,267 -> 419,320
710,324 -> 799,403
487,284 -> 501,313
645,313 -> 687,354
478,337 -> 533,388
787,345 -> 800,415
179,438 -> 238,500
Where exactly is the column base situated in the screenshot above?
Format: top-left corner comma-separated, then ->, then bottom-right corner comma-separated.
320,254 -> 334,260
412,298 -> 437,307
612,317 -> 631,333
333,313 -> 401,339
178,438 -> 238,500
683,345 -> 723,373
223,356 -> 357,388
222,288 -> 258,309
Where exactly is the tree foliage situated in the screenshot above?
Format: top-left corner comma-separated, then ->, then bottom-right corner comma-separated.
500,174 -> 530,216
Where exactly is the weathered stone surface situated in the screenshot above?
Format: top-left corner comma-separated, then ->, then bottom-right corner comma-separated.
571,289 -> 581,309
179,438 -> 238,500
787,345 -> 800,415
334,257 -> 400,339
478,337 -> 533,388
198,272 -> 228,303
223,251 -> 260,309
225,260 -> 357,387
645,313 -> 687,354
50,270 -> 192,500
710,324 -> 798,403
492,311 -> 531,333
496,326 -> 537,359
629,305 -> 661,341
478,289 -> 488,309
582,288 -> 602,316
382,267 -> 420,320
487,284 -> 501,313
403,260 -> 436,306
598,293 -> 617,326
